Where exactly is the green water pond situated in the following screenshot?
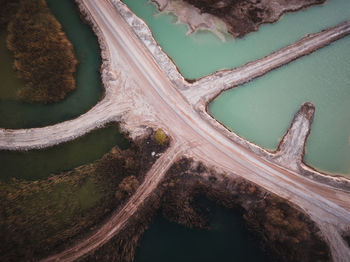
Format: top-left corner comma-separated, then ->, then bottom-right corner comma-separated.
124,0 -> 350,176
0,0 -> 103,129
123,0 -> 350,80
210,36 -> 350,176
0,124 -> 129,181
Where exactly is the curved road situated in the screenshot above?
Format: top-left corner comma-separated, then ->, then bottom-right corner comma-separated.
5,0 -> 348,261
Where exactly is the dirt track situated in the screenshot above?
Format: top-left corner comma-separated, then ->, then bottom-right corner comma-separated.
41,142 -> 185,262
1,0 -> 349,261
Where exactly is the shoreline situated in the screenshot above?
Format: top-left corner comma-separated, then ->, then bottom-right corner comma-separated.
5,0 -> 78,103
150,0 -> 327,38
83,157 -> 333,262
160,158 -> 332,261
74,0 -> 110,97
150,0 -> 230,41
0,0 -> 107,130
0,129 -> 168,261
115,0 -> 350,184
0,0 -> 348,185
33,1 -> 350,261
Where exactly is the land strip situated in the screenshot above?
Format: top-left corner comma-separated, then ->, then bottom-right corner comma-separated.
0,0 -> 349,261
187,20 -> 350,106
42,142 -> 185,262
1,17 -> 349,151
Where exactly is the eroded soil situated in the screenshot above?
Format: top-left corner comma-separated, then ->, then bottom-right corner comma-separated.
182,0 -> 326,37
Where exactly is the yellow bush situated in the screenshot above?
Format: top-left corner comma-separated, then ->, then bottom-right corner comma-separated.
154,128 -> 168,145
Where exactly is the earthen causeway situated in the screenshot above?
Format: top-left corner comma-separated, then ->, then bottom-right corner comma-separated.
0,0 -> 349,261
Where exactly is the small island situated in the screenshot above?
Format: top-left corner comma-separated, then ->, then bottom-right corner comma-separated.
1,0 -> 77,103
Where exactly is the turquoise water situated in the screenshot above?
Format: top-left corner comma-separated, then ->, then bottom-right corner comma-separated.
0,124 -> 129,181
210,36 -> 350,176
124,0 -> 350,175
123,0 -> 350,80
0,0 -> 103,129
135,205 -> 268,262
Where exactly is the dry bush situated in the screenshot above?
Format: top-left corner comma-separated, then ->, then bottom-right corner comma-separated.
6,0 -> 78,103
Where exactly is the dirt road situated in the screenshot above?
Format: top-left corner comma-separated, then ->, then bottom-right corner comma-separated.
1,0 -> 349,261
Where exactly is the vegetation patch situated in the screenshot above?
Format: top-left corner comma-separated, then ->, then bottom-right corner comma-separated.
180,0 -> 326,37
0,129 -> 168,261
0,0 -> 19,29
154,128 -> 169,146
85,188 -> 162,262
92,158 -> 330,262
160,158 -> 331,262
2,0 -> 78,103
79,156 -> 331,262
0,168 -> 102,261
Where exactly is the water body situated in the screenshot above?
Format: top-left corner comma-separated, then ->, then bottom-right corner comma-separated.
124,0 -> 350,175
135,205 -> 268,262
210,36 -> 350,176
0,0 -> 103,129
123,0 -> 350,80
0,124 -> 129,181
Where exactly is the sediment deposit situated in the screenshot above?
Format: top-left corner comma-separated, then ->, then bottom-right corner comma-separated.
152,0 -> 327,37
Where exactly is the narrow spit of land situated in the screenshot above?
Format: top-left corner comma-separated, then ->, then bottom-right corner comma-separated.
0,18 -> 349,150
41,143 -> 185,262
0,0 -> 349,261
36,0 -> 350,261
187,20 -> 350,106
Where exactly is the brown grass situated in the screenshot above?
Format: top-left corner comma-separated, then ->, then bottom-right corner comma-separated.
6,0 -> 78,103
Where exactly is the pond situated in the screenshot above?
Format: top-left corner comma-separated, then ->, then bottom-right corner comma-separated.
135,205 -> 268,262
0,124 -> 129,181
0,0 -> 103,129
123,0 -> 350,176
123,0 -> 350,80
210,36 -> 350,176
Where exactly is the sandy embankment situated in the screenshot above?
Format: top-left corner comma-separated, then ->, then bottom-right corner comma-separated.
37,1 -> 350,261
151,0 -> 229,40
152,0 -> 327,38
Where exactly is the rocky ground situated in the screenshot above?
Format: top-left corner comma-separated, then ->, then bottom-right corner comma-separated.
153,0 -> 326,37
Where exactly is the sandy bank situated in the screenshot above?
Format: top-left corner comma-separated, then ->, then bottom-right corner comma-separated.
34,1 -> 350,261
151,0 -> 327,38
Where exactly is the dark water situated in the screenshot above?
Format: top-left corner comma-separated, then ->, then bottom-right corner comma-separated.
135,205 -> 269,262
0,0 -> 103,129
0,124 -> 129,181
